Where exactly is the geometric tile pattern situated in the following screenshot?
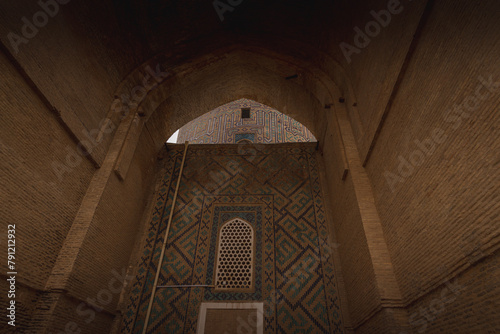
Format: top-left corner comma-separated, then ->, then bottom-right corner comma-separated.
176,99 -> 317,144
120,142 -> 344,333
214,218 -> 254,290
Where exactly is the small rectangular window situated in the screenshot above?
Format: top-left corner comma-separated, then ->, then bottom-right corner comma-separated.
241,108 -> 251,119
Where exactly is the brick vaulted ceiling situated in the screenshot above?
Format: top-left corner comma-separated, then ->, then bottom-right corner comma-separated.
0,0 -> 443,162
1,0 -> 497,168
113,0 -> 341,60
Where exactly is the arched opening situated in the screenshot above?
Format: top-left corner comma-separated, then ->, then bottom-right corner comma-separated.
174,98 -> 316,144
111,48 -> 345,182
102,48 -> 353,333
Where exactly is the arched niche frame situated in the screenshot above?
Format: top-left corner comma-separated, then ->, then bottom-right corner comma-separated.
94,36 -> 404,332
109,43 -> 351,180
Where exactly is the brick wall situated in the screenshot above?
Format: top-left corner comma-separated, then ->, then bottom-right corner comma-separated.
37,123 -> 160,333
361,0 -> 500,332
0,47 -> 95,333
404,251 -> 499,333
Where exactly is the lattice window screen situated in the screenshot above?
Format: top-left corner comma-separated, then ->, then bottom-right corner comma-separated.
215,218 -> 254,290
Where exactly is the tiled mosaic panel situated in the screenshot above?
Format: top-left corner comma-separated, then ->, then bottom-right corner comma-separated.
121,143 -> 344,333
177,99 -> 316,144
